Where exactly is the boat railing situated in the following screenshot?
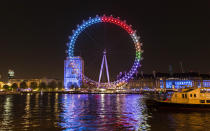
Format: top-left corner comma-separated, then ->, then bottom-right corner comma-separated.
155,93 -> 172,101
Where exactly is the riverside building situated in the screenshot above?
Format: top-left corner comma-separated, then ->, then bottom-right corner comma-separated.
128,72 -> 210,89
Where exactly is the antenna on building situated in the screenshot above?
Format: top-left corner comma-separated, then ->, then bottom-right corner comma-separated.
153,70 -> 156,78
141,71 -> 144,78
169,65 -> 173,76
180,62 -> 184,73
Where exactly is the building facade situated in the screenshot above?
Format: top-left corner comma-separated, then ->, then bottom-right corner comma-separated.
64,56 -> 84,90
128,72 -> 210,89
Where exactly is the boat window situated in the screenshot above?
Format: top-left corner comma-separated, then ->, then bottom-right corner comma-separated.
200,89 -> 210,93
185,94 -> 187,98
200,90 -> 206,93
182,94 -> 185,98
194,94 -> 196,97
200,100 -> 205,103
190,94 -> 192,97
206,100 -> 210,103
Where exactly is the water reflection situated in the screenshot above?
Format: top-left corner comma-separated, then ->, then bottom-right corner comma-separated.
150,109 -> 210,131
1,96 -> 13,130
59,94 -> 150,130
0,94 -> 210,130
22,93 -> 31,128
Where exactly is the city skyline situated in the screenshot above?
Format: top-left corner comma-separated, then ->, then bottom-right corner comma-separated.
0,1 -> 210,130
0,1 -> 209,81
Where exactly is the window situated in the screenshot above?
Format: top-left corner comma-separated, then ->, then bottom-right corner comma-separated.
182,94 -> 185,98
185,94 -> 187,98
200,100 -> 205,103
206,100 -> 210,103
190,94 -> 192,97
200,89 -> 206,93
194,94 -> 196,97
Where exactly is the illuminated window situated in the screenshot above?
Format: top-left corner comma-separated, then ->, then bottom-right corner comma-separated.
200,100 -> 205,103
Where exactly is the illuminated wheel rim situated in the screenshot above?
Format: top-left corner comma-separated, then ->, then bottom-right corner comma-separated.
67,15 -> 143,87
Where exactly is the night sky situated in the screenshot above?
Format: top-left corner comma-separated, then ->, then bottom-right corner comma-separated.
0,0 -> 209,81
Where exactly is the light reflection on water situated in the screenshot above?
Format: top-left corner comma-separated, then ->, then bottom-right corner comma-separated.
0,93 -> 209,130
60,94 -> 149,130
1,96 -> 13,130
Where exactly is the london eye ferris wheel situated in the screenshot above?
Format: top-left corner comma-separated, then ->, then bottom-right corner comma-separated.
66,14 -> 143,88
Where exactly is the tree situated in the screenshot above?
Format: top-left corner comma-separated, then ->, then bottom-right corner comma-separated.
70,84 -> 79,91
81,84 -> 88,89
30,82 -> 38,89
70,84 -> 75,89
58,81 -> 63,90
39,82 -> 46,90
3,85 -> 10,91
48,81 -> 57,91
11,83 -> 18,90
20,82 -> 28,89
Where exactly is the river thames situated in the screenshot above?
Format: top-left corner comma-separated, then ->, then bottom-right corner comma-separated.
0,93 -> 210,131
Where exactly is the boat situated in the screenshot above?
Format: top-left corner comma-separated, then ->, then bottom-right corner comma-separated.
154,87 -> 210,108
